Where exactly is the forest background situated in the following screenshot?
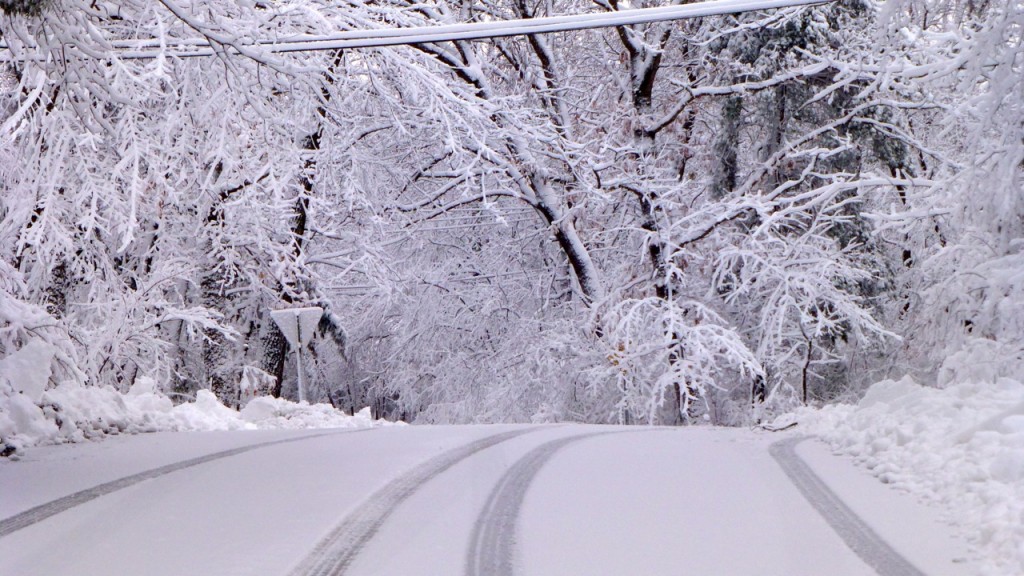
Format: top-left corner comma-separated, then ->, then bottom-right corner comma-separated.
1,0 -> 1021,426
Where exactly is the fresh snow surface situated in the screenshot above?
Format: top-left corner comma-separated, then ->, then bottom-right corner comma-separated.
797,375 -> 1024,576
0,425 -> 976,576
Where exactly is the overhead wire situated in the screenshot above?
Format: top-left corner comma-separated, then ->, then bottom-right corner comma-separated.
0,0 -> 831,60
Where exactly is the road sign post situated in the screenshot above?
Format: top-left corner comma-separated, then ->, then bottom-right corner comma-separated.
270,306 -> 323,403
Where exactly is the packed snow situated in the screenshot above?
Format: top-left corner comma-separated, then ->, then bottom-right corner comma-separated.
797,369 -> 1024,576
0,425 -> 975,576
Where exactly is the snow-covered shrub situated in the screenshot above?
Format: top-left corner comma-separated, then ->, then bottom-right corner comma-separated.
591,297 -> 761,425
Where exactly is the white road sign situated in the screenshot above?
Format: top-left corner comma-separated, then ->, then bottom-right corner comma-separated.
270,307 -> 323,347
270,306 -> 323,403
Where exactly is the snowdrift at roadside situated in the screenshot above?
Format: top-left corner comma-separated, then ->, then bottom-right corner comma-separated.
0,378 -> 394,458
797,374 -> 1024,576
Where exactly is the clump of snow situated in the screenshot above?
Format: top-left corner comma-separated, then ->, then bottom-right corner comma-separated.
240,396 -> 379,429
0,339 -> 56,403
1,394 -> 59,455
796,374 -> 1024,575
166,390 -> 256,432
0,378 -> 396,458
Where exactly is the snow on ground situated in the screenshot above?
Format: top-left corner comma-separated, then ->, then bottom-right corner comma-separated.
0,376 -> 391,458
4,331 -> 1021,573
519,430 -> 874,576
0,425 -> 519,576
0,329 -> 397,458
797,373 -> 1024,575
2,425 -> 974,576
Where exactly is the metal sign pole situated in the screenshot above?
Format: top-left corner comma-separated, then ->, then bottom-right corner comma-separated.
295,349 -> 307,403
296,319 -> 307,403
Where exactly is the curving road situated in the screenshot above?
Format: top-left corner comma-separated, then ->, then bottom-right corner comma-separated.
0,426 -> 972,576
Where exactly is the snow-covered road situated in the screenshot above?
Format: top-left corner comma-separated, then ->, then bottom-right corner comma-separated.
0,426 -> 976,576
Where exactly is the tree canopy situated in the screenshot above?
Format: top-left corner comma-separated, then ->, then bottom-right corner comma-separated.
2,0 -> 1020,424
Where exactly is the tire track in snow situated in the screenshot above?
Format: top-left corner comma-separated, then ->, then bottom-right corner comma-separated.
0,429 -> 354,539
770,436 -> 925,576
465,431 -> 615,576
288,427 -> 543,576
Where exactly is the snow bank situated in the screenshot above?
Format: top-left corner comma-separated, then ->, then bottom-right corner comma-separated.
0,378 -> 394,458
797,374 -> 1024,575
240,396 -> 378,429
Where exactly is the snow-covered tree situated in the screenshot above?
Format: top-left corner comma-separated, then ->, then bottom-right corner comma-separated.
3,0 -> 1014,425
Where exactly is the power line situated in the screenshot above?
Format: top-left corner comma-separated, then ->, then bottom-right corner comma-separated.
133,0 -> 829,58
1,0 -> 830,60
